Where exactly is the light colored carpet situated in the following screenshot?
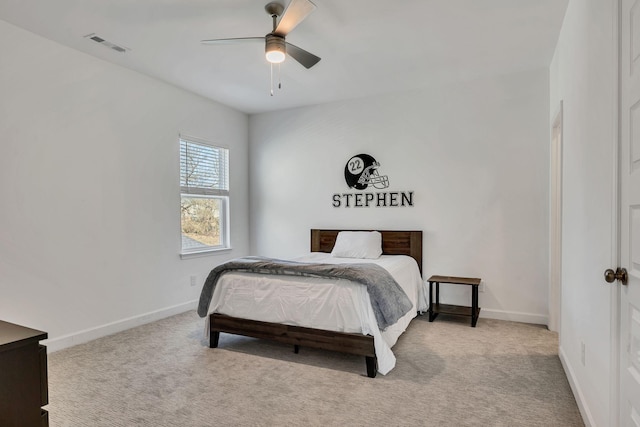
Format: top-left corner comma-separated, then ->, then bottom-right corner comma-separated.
46,311 -> 583,426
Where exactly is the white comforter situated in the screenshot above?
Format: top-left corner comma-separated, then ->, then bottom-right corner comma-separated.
207,252 -> 426,375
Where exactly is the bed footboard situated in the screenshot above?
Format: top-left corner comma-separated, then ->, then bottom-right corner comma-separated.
209,313 -> 377,378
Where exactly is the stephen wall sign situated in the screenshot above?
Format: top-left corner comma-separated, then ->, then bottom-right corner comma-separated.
332,153 -> 414,208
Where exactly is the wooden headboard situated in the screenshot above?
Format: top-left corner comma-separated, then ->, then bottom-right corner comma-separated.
310,229 -> 423,274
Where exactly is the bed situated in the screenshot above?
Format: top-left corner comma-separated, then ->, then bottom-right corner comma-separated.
200,229 -> 424,377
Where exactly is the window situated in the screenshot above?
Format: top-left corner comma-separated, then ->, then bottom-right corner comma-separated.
179,136 -> 230,255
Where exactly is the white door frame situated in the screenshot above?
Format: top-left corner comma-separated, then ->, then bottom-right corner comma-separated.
549,101 -> 563,333
611,0 -> 621,424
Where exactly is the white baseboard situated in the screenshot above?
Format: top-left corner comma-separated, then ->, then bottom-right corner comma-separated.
559,346 -> 594,427
44,300 -> 198,353
480,308 -> 548,325
42,303 -> 545,352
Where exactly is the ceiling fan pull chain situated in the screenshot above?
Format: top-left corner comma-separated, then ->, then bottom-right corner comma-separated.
278,63 -> 282,90
270,62 -> 274,96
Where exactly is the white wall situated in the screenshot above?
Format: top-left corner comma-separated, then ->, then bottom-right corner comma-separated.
0,20 -> 250,350
249,68 -> 550,324
549,0 -> 617,425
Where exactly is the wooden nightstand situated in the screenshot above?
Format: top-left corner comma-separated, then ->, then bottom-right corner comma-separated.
0,320 -> 49,426
427,275 -> 482,327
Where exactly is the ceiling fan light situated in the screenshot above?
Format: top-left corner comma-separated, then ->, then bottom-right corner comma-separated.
265,35 -> 286,63
266,50 -> 286,63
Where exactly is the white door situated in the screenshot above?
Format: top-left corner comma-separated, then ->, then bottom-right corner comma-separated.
619,0 -> 640,424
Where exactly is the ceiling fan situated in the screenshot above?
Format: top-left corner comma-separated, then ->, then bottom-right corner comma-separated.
201,0 -> 321,69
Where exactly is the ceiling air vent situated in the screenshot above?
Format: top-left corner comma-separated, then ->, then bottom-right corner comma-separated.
84,33 -> 129,53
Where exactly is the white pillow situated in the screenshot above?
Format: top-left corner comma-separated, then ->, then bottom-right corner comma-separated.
331,231 -> 383,259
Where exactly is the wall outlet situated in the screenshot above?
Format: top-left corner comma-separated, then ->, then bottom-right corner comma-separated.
190,275 -> 197,287
479,282 -> 485,292
580,341 -> 586,366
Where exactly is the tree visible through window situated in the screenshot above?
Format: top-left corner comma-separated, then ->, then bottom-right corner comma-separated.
179,137 -> 229,253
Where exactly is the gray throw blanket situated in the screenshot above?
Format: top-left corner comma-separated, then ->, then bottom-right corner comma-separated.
197,256 -> 413,330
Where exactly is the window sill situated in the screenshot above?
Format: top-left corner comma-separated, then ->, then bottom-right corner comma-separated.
180,247 -> 232,259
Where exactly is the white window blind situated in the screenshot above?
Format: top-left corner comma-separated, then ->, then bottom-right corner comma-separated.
180,138 -> 229,196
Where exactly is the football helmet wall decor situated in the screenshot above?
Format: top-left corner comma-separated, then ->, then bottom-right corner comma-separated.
344,154 -> 389,190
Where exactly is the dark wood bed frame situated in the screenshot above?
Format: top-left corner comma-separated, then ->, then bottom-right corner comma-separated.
209,229 -> 423,378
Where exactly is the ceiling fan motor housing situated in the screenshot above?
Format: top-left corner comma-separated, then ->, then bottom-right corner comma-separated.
265,34 -> 286,63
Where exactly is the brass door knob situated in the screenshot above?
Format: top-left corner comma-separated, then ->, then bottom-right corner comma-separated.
604,268 -> 628,285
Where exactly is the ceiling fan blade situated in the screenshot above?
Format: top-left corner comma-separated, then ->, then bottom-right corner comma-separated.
286,42 -> 320,69
274,0 -> 316,36
201,37 -> 263,45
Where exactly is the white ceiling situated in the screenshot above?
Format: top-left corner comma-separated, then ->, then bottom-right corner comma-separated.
0,0 -> 568,114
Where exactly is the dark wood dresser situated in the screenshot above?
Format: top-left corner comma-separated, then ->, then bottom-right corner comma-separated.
0,320 -> 48,427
